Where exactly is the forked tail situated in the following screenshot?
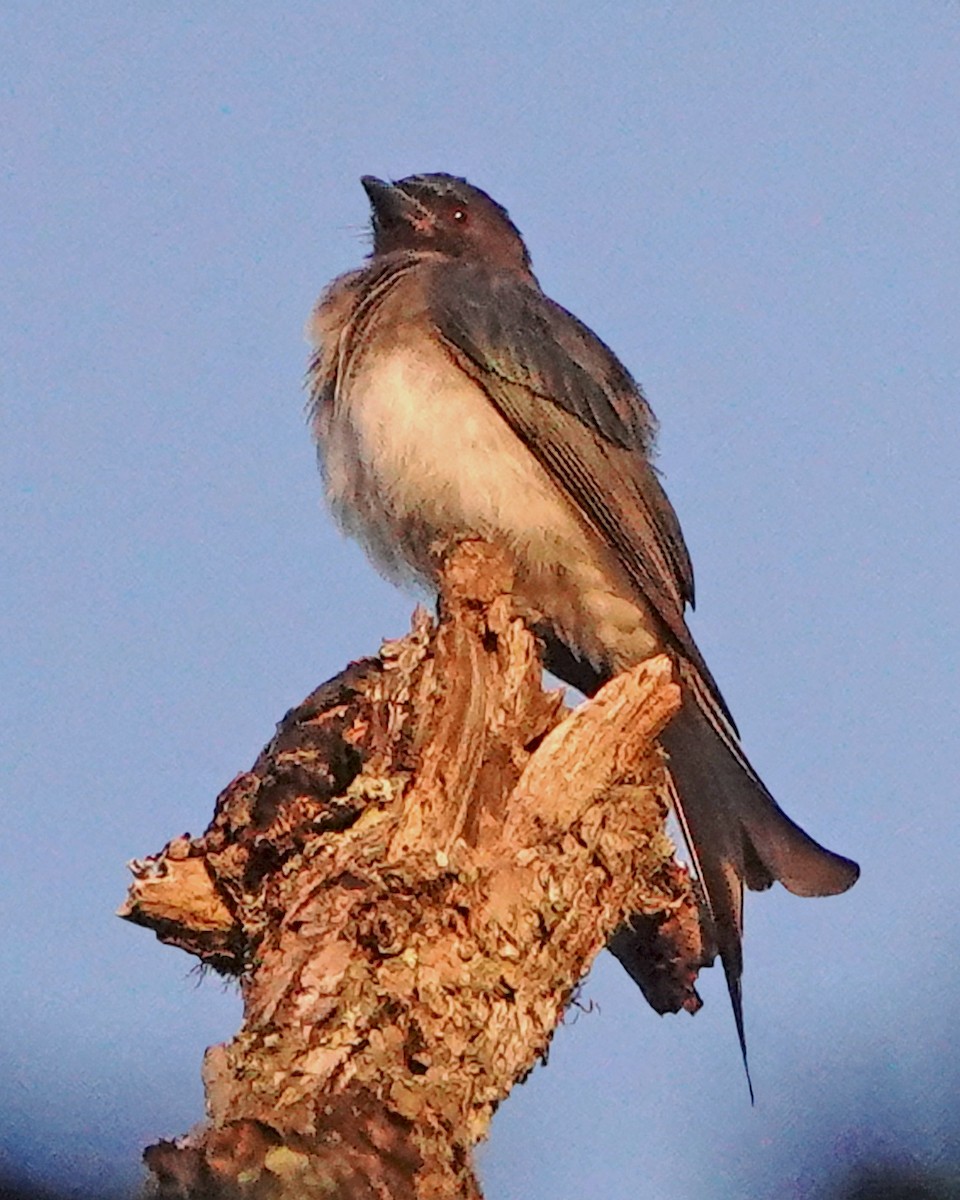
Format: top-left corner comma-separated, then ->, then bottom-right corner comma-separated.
660,693 -> 860,1098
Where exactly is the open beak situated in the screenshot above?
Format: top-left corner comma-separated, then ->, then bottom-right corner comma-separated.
360,176 -> 422,230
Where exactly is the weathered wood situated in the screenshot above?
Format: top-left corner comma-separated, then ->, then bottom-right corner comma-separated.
122,541 -> 702,1199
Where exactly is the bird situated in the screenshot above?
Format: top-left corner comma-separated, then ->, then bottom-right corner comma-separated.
305,172 -> 859,1090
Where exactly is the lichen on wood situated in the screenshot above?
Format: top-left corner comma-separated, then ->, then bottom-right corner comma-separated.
121,540 -> 704,1199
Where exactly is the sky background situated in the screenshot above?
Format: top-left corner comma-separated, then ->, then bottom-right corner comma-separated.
2,4 -> 958,1198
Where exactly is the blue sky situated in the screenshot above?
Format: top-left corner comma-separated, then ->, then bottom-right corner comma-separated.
2,4 -> 958,1197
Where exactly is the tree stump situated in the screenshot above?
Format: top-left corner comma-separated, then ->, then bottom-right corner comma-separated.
120,541 -> 705,1199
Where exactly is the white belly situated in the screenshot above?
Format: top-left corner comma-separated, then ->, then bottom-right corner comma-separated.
321,342 -> 579,575
318,341 -> 660,670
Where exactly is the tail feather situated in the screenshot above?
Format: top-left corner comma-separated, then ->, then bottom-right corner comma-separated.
660,694 -> 859,1097
662,727 -> 754,1100
667,674 -> 861,898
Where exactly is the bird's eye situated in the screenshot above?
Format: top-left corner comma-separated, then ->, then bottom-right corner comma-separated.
451,208 -> 468,223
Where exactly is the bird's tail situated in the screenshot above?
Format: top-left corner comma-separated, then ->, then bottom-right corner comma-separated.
659,688 -> 860,1097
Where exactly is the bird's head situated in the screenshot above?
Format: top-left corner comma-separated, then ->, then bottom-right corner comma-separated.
361,173 -> 533,276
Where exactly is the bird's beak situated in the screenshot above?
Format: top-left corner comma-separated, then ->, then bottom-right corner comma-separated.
360,176 -> 421,228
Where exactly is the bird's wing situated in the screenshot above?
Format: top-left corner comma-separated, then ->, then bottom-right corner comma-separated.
428,261 -> 733,724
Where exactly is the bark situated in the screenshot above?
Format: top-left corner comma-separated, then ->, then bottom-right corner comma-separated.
121,540 -> 704,1199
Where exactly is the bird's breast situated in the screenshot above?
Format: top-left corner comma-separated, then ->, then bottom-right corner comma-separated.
321,339 -> 588,583
315,329 -> 661,674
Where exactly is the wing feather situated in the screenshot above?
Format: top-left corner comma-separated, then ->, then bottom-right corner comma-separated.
429,261 -> 733,725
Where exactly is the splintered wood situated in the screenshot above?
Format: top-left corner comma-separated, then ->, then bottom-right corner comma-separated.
122,540 -> 704,1200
